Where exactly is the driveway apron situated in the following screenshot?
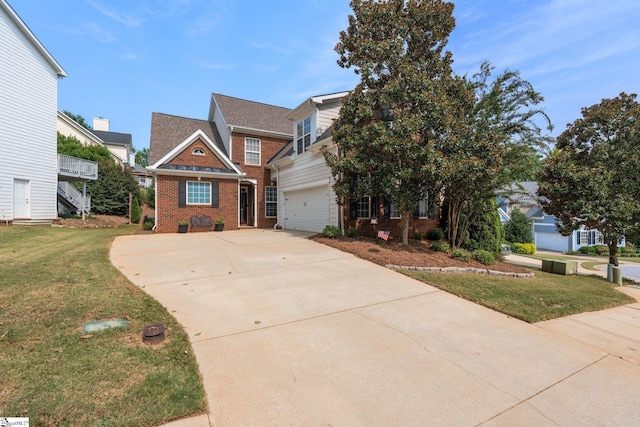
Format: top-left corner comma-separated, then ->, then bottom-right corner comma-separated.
111,229 -> 640,426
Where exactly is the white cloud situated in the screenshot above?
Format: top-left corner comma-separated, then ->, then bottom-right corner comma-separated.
86,0 -> 142,28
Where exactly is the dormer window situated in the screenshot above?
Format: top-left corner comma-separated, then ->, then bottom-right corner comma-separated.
192,148 -> 205,155
296,116 -> 311,154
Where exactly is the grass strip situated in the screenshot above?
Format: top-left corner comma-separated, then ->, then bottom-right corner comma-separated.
401,269 -> 635,323
0,226 -> 206,426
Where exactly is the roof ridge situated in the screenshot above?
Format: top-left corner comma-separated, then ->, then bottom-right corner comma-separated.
152,112 -> 209,122
212,93 -> 291,111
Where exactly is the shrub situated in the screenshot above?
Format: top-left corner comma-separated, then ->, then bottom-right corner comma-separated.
504,210 -> 533,244
142,218 -> 154,230
426,228 -> 444,241
463,199 -> 504,254
431,241 -> 450,254
131,197 -> 141,224
346,227 -> 357,238
472,249 -> 495,265
579,246 -> 596,255
414,231 -> 424,241
594,245 -> 608,255
322,225 -> 341,238
451,248 -> 471,262
512,242 -> 536,255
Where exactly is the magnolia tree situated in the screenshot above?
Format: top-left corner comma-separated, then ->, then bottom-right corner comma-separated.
325,0 -> 464,245
538,93 -> 640,265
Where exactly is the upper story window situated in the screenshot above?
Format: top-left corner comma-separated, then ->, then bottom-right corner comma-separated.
245,137 -> 261,165
192,148 -> 205,155
296,116 -> 311,154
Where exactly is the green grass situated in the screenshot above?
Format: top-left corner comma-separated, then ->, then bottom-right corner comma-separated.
401,269 -> 635,323
0,226 -> 206,426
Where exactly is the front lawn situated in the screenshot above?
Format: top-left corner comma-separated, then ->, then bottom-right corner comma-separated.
402,269 -> 635,323
0,226 -> 206,426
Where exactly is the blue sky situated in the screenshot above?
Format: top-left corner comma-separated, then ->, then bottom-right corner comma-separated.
9,0 -> 640,151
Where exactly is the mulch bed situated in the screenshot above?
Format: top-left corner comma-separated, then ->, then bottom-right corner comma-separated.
311,235 -> 530,274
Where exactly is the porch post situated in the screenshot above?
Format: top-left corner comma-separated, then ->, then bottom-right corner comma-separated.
82,182 -> 87,220
254,183 -> 258,227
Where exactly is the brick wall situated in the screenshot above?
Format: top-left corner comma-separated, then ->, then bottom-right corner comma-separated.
231,132 -> 288,228
155,176 -> 239,233
170,139 -> 229,169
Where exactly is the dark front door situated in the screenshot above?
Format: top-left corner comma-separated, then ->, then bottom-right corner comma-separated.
240,187 -> 248,224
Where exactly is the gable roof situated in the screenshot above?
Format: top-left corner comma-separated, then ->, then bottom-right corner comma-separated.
149,112 -> 227,165
212,93 -> 292,136
90,129 -> 132,146
0,0 -> 66,77
148,129 -> 243,179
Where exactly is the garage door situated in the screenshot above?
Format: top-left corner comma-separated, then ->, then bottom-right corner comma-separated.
535,232 -> 570,252
284,186 -> 330,232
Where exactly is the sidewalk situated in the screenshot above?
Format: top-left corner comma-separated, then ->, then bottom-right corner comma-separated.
505,251 -> 640,281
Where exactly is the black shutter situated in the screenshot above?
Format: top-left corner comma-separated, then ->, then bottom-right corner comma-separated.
384,197 -> 391,219
413,207 -> 420,219
178,180 -> 186,207
211,181 -> 219,208
349,200 -> 358,220
371,195 -> 378,219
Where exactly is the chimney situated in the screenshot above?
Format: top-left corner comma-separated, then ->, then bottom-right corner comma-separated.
93,117 -> 110,131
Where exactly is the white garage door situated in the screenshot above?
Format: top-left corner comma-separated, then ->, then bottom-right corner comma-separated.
535,232 -> 570,252
284,186 -> 330,232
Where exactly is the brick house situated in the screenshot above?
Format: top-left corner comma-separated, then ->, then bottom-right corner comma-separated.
147,94 -> 292,233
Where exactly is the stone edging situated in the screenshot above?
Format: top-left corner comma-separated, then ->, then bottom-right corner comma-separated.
386,265 -> 535,278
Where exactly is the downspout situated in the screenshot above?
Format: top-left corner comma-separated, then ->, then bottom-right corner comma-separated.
273,165 -> 280,229
152,173 -> 158,231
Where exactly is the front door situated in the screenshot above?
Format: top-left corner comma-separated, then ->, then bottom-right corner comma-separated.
240,187 -> 248,224
13,179 -> 30,219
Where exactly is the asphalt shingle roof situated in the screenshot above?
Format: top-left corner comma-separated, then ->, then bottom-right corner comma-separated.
213,94 -> 292,136
149,112 -> 227,165
90,130 -> 132,146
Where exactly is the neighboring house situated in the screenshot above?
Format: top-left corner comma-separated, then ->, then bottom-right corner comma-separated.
0,0 -> 69,224
132,163 -> 152,188
57,111 -> 129,167
267,92 -> 439,235
147,94 -> 292,233
90,118 -> 135,167
498,181 -> 624,252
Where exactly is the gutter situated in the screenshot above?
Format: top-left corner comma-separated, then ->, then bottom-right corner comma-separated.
273,165 -> 280,229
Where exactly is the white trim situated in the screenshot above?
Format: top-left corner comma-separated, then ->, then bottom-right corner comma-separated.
0,0 -> 67,77
148,129 -> 242,174
285,91 -> 350,120
186,181 -> 211,205
244,136 -> 261,165
281,178 -> 329,193
230,125 -> 292,140
149,168 -> 243,180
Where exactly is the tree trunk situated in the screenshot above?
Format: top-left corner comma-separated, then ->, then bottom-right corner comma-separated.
447,199 -> 462,248
607,239 -> 619,266
401,211 -> 410,245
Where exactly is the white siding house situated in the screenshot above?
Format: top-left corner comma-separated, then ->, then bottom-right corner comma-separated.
0,0 -> 67,223
268,92 -> 348,232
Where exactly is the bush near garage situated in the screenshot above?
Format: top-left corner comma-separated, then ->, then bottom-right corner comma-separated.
512,242 -> 536,255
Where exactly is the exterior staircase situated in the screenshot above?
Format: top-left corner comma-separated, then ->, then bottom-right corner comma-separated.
57,182 -> 91,214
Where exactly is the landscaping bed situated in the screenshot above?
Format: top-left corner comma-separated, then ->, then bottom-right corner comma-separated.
312,235 -> 530,274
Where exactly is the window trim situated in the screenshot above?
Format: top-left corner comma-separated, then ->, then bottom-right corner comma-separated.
192,148 -> 206,155
357,196 -> 371,219
296,116 -> 312,154
418,199 -> 429,219
245,137 -> 261,166
389,203 -> 401,219
265,186 -> 277,218
186,181 -> 211,205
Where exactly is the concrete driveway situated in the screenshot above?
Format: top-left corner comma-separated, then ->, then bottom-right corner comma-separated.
110,229 -> 640,426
